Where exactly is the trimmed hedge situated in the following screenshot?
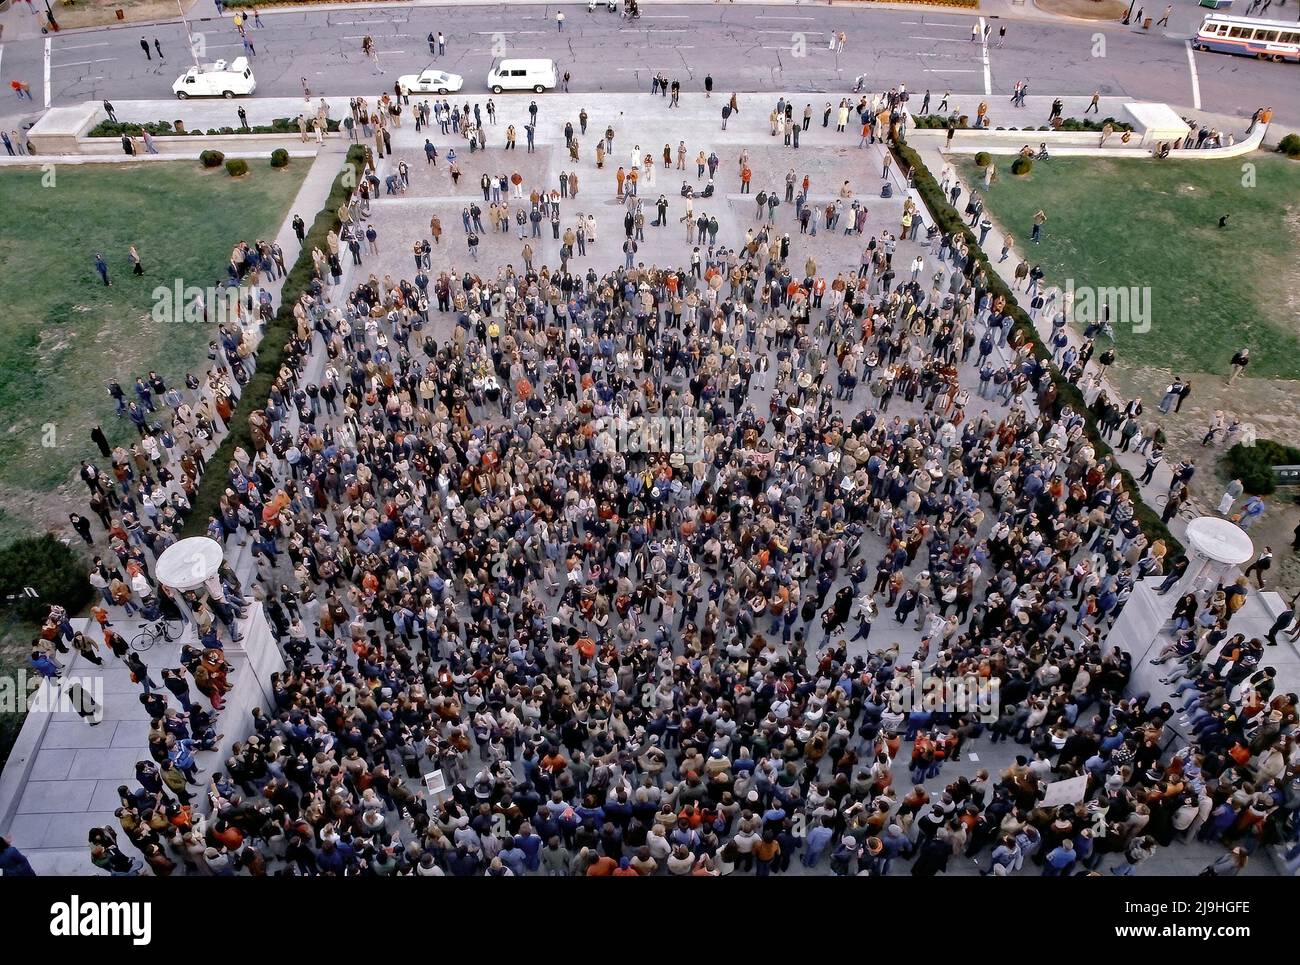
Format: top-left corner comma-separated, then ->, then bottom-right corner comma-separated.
89,118 -> 178,137
271,148 -> 290,168
220,0 -> 402,7
225,158 -> 250,177
182,145 -> 370,536
862,0 -> 978,6
1010,156 -> 1033,176
91,117 -> 342,138
1057,116 -> 1133,133
1224,440 -> 1300,495
200,149 -> 226,168
913,114 -> 968,130
890,136 -> 1184,557
0,536 -> 91,623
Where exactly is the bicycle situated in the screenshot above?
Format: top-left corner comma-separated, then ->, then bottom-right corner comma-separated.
131,618 -> 182,652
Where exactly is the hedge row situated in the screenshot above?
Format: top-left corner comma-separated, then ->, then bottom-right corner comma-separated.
911,114 -> 1134,134
220,0 -> 400,7
890,137 -> 1184,558
1223,440 -> 1300,495
90,118 -> 341,138
181,144 -> 370,536
861,0 -> 978,6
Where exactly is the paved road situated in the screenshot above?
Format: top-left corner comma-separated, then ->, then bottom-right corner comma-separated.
0,4 -> 1296,128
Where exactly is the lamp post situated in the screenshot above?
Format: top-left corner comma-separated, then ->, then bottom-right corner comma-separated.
179,0 -> 201,68
1123,0 -> 1137,24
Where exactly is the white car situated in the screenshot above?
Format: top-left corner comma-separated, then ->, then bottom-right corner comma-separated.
397,68 -> 464,95
173,57 -> 257,99
487,58 -> 557,94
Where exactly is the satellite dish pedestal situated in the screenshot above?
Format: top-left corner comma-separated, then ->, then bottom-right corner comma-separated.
1182,516 -> 1253,598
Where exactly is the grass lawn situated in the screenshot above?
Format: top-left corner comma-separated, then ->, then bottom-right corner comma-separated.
959,153 -> 1300,380
0,160 -> 306,535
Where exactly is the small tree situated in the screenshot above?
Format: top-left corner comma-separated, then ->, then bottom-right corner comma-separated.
0,536 -> 91,623
270,148 -> 290,168
199,149 -> 225,168
226,158 -> 250,177
1011,156 -> 1033,177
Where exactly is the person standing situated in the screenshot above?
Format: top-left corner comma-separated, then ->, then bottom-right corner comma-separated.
1158,377 -> 1182,414
1228,347 -> 1250,383
1218,478 -> 1244,516
1243,546 -> 1273,588
94,252 -> 111,287
140,37 -> 152,60
1031,209 -> 1047,243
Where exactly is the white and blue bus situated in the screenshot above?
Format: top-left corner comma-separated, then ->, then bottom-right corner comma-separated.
1193,14 -> 1300,62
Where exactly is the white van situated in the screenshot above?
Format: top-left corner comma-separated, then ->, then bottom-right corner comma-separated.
173,57 -> 257,99
486,58 -> 557,94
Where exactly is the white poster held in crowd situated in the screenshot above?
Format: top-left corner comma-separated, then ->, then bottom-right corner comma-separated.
423,769 -> 448,797
1040,775 -> 1088,807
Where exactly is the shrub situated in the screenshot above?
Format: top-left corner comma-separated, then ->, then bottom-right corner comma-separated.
225,158 -> 250,177
270,148 -> 290,168
910,114 -> 966,130
1224,440 -> 1300,495
199,149 -> 225,168
0,536 -> 91,624
1279,133 -> 1300,158
1010,156 -> 1033,176
88,118 -> 176,138
973,151 -> 992,168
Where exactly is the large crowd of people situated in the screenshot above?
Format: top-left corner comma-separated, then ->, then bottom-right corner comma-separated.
21,81 -> 1300,878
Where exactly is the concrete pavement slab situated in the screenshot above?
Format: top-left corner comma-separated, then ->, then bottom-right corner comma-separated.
16,779 -> 97,815
25,749 -> 79,783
